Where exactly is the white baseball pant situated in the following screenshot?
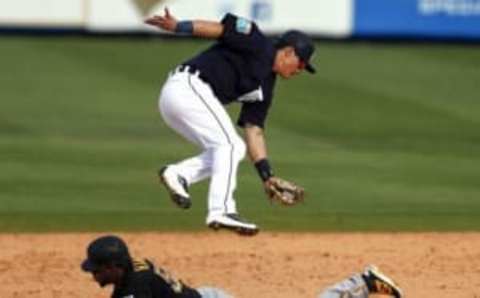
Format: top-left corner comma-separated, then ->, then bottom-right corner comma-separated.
317,274 -> 369,298
158,67 -> 246,218
197,286 -> 234,298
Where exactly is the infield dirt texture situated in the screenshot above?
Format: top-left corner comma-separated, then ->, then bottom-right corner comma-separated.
1,37 -> 480,297
2,232 -> 480,297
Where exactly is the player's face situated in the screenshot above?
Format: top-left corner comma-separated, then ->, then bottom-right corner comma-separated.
275,47 -> 306,79
91,265 -> 117,287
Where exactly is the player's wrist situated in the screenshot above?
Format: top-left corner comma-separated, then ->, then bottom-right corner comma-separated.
175,20 -> 193,34
254,158 -> 274,182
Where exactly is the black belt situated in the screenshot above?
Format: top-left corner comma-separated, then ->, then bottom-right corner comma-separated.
178,64 -> 197,73
175,64 -> 209,84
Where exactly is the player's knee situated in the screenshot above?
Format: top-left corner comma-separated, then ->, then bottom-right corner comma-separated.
214,138 -> 245,162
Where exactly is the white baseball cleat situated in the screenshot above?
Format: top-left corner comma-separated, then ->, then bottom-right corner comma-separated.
207,213 -> 259,236
158,166 -> 191,209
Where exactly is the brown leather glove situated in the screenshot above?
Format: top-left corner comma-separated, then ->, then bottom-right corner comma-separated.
264,177 -> 305,206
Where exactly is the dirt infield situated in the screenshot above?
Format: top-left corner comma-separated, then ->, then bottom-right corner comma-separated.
1,232 -> 479,298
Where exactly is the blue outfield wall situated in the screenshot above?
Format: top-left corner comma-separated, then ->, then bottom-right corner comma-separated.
2,0 -> 480,41
353,0 -> 480,39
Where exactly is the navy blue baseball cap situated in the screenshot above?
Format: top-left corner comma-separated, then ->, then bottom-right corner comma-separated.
276,30 -> 316,74
81,235 -> 131,272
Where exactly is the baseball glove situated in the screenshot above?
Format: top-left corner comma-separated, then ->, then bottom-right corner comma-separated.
265,177 -> 305,206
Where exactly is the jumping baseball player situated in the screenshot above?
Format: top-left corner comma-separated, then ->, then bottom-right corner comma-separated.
145,9 -> 312,236
82,235 -> 233,298
317,265 -> 403,298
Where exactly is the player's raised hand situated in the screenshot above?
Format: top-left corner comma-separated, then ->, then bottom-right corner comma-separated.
145,7 -> 177,32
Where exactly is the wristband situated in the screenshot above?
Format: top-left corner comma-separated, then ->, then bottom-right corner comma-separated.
254,159 -> 274,182
175,21 -> 193,34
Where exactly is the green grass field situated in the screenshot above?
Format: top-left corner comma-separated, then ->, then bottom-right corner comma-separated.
1,36 -> 479,232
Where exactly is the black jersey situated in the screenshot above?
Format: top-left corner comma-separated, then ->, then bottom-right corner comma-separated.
112,259 -> 201,298
183,13 -> 277,129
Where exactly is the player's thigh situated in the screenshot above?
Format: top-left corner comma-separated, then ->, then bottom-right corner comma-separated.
160,74 -> 242,149
186,75 -> 244,149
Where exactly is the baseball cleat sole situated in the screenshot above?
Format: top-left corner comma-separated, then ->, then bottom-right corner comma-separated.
208,222 -> 259,236
206,213 -> 259,236
365,265 -> 403,298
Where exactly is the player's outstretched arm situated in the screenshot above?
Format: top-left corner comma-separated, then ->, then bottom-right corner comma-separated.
244,123 -> 305,205
244,124 -> 268,164
244,124 -> 273,187
145,7 -> 223,39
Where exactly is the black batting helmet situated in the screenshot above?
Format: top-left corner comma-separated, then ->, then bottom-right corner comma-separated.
81,235 -> 132,272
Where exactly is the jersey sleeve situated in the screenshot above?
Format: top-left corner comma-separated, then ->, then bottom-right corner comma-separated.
219,13 -> 268,54
237,100 -> 270,129
237,75 -> 276,129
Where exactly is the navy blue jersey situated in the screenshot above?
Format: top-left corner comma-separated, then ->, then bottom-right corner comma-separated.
112,259 -> 201,298
183,13 -> 277,128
